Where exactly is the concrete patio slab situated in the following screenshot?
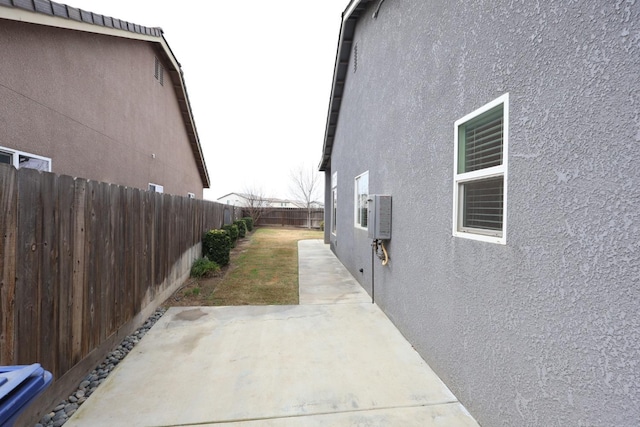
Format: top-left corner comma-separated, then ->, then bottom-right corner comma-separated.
66,238 -> 478,426
66,304 -> 477,426
196,403 -> 478,426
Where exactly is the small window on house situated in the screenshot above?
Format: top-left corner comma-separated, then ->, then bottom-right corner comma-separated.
187,192 -> 195,199
354,171 -> 369,229
453,93 -> 508,244
0,146 -> 51,171
154,57 -> 164,86
0,151 -> 11,165
149,183 -> 164,193
331,172 -> 338,235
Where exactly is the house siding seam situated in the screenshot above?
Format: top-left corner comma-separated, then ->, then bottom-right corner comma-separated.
325,1 -> 640,426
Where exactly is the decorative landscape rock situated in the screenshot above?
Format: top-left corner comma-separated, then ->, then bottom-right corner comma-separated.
35,308 -> 166,427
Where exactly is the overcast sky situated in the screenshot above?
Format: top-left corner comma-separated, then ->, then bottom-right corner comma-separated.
64,0 -> 347,201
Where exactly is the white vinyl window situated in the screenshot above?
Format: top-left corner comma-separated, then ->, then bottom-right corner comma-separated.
354,171 -> 369,229
148,183 -> 164,193
453,93 -> 508,244
331,172 -> 338,235
0,146 -> 51,172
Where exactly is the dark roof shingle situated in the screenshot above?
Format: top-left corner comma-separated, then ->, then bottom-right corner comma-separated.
1,0 -> 163,37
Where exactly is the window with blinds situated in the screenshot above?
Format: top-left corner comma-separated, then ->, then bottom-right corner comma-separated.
458,105 -> 503,174
354,171 -> 369,229
332,172 -> 338,234
453,94 -> 508,244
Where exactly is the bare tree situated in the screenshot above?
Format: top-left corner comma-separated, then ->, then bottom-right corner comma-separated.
289,164 -> 322,229
242,183 -> 270,226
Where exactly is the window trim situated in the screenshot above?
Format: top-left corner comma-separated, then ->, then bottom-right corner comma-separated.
0,145 -> 51,172
452,93 -> 509,244
149,183 -> 164,193
354,171 -> 369,230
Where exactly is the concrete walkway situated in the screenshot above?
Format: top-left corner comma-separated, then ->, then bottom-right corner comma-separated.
298,239 -> 370,304
66,240 -> 478,426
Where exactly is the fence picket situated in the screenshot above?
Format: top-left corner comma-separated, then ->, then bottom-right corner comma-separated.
0,163 -> 244,421
252,207 -> 324,229
0,165 -> 17,365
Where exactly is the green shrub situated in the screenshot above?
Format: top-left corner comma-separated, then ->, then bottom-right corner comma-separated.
190,257 -> 220,278
320,221 -> 325,231
202,229 -> 232,267
234,219 -> 247,238
242,216 -> 254,232
223,224 -> 239,247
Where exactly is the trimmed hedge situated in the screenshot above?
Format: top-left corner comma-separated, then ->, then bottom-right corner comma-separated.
242,216 -> 254,232
202,229 -> 232,267
234,219 -> 247,238
222,224 -> 239,247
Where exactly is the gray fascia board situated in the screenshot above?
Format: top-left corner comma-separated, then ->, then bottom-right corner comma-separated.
319,0 -> 372,171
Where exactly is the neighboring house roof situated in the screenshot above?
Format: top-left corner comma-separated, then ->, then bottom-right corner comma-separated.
0,0 -> 210,188
320,0 -> 375,172
216,192 -> 253,201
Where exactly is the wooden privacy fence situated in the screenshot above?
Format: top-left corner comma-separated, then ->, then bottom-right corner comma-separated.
251,207 -> 324,228
0,164 -> 241,422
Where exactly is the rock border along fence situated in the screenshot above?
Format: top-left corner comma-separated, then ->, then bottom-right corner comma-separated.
0,164 -> 241,424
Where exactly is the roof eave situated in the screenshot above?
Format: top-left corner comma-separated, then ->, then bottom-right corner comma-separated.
319,0 -> 373,172
158,35 -> 210,188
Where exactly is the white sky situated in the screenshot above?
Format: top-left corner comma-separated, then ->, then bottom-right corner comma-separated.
64,0 -> 347,201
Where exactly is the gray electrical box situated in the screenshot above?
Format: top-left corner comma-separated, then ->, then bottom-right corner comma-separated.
368,195 -> 392,240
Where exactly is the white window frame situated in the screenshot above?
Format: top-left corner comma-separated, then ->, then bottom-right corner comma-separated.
0,146 -> 52,172
331,172 -> 338,235
452,93 -> 509,244
149,183 -> 164,193
354,171 -> 369,230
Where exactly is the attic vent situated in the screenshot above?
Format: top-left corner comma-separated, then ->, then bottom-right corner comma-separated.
154,57 -> 164,86
353,43 -> 358,73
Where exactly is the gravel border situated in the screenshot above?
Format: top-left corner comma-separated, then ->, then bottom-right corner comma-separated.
35,307 -> 167,427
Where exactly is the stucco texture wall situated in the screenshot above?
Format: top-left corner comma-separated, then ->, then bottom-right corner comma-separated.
0,19 -> 203,197
328,1 -> 640,426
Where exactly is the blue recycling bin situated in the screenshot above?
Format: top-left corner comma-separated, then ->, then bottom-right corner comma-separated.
0,364 -> 53,427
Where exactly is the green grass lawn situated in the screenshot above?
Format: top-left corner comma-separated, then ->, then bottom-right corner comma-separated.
167,227 -> 324,306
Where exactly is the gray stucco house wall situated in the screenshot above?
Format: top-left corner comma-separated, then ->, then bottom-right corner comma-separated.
321,1 -> 640,426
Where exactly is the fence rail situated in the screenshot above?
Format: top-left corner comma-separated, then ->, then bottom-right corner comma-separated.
0,164 -> 242,423
250,207 -> 324,228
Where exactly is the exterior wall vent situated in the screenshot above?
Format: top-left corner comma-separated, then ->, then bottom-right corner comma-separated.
154,57 -> 164,86
353,43 -> 358,73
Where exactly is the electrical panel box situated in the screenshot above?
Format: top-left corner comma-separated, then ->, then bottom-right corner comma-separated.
368,195 -> 392,240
